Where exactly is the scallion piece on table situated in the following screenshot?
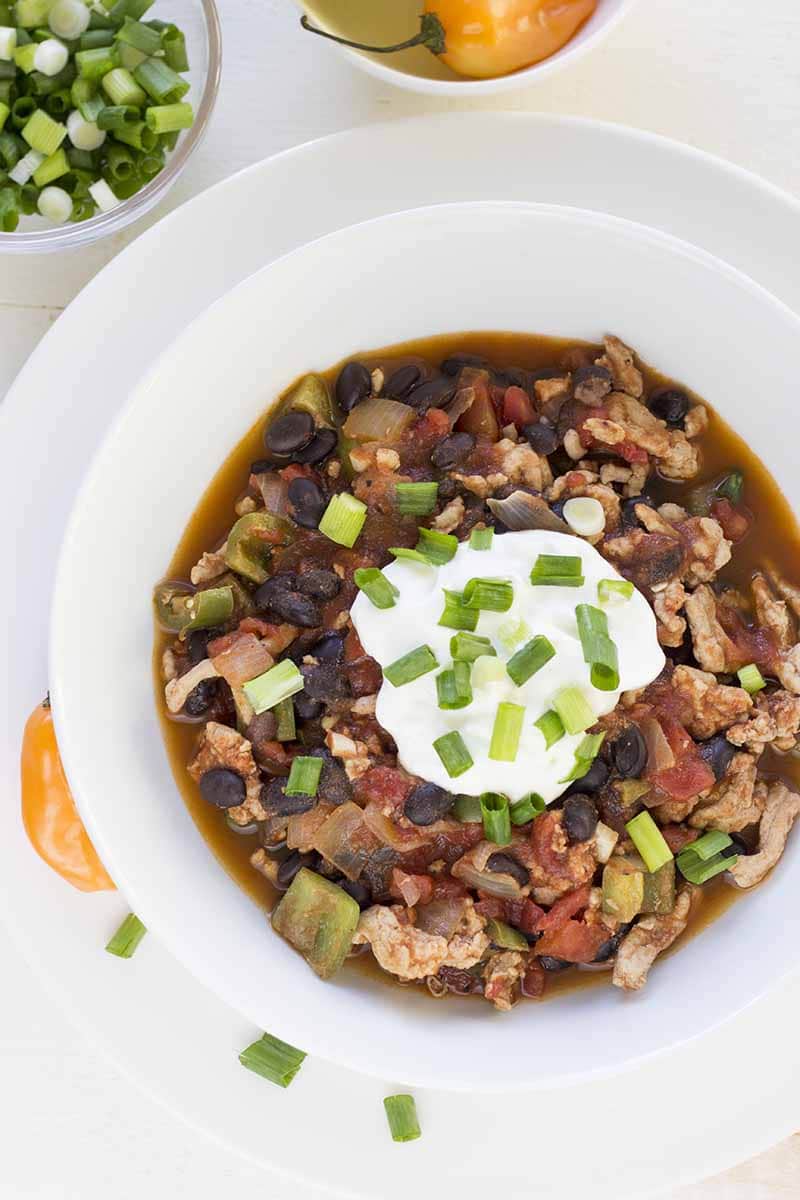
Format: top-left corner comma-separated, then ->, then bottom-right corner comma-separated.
115,15 -> 162,55
737,663 -> 766,694
145,100 -> 193,134
318,492 -> 367,548
243,659 -> 304,715
239,1032 -> 306,1089
21,108 -> 65,154
383,1094 -> 421,1143
133,55 -> 189,104
354,566 -> 398,610
395,480 -> 438,516
274,695 -> 296,742
472,653 -> 507,688
384,644 -> 438,687
480,791 -> 512,845
510,793 -> 545,825
469,525 -> 494,551
450,632 -> 494,662
598,578 -> 634,604
626,811 -> 674,874
453,792 -> 482,823
552,686 -> 594,736
285,755 -> 323,797
105,912 -> 146,958
560,732 -> 606,783
416,526 -> 457,564
433,730 -> 473,779
462,576 -> 514,612
436,660 -> 472,710
438,589 -> 479,632
575,603 -> 620,691
506,635 -> 556,687
535,709 -> 565,749
489,701 -> 525,762
530,554 -> 585,588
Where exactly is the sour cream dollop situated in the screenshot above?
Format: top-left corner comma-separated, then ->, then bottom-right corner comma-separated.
351,530 -> 665,803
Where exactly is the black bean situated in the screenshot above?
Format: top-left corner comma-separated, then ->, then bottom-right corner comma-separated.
199,767 -> 246,809
437,965 -> 484,994
441,353 -> 486,376
250,458 -> 273,474
311,633 -> 345,663
385,364 -> 421,399
335,361 -> 371,413
494,366 -> 529,389
404,782 -> 454,826
307,748 -> 353,805
539,956 -> 573,973
265,410 -> 315,456
430,431 -> 475,469
339,878 -> 371,907
522,421 -> 559,456
697,734 -> 736,782
187,629 -> 212,665
610,726 -> 648,778
438,478 -> 458,502
262,587 -> 321,628
726,834 -> 750,858
276,850 -> 317,889
261,777 -> 317,817
593,922 -> 632,963
549,498 -> 567,520
648,387 -> 689,427
288,477 -> 326,529
294,692 -> 324,721
253,574 -> 297,611
531,366 -> 565,382
486,852 -> 530,888
565,757 -> 609,795
183,678 -> 218,717
293,427 -> 338,465
248,710 -> 278,743
620,495 -> 655,530
296,569 -> 341,600
562,795 -> 599,843
301,662 -> 350,701
406,378 -> 457,412
573,364 -> 612,404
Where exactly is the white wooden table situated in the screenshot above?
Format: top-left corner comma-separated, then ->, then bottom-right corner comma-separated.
2,0 -> 800,1195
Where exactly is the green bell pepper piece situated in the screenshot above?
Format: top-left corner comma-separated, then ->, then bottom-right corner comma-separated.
223,512 -> 293,585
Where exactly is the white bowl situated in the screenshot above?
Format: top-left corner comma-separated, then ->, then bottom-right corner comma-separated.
51,201 -> 800,1091
296,0 -> 636,95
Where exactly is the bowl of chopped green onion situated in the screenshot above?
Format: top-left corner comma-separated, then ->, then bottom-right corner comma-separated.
0,0 -> 220,250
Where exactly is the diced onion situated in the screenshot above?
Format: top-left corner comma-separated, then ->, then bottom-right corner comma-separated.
415,898 -> 465,939
640,715 -> 675,772
37,185 -> 72,223
67,109 -> 106,152
34,38 -> 69,77
563,496 -> 606,537
89,178 -> 119,213
209,631 -> 273,688
253,470 -> 290,516
452,857 -> 523,900
487,491 -> 570,533
342,397 -> 416,443
48,0 -> 90,40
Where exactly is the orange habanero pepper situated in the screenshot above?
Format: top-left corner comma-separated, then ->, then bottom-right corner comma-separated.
20,698 -> 115,893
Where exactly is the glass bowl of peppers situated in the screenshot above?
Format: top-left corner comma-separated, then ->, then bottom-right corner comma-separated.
297,0 -> 635,95
0,0 -> 220,252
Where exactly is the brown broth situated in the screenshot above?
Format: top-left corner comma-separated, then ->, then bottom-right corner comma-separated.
154,331 -> 800,1002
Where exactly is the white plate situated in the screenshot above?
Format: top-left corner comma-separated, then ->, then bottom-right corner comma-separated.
3,113 -> 800,1196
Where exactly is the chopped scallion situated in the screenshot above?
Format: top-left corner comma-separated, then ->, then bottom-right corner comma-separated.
274,695 -> 296,742
436,661 -> 472,710
453,793 -> 482,822
239,1032 -> 306,1089
506,635 -> 556,687
497,615 -> 530,653
243,659 -> 304,715
510,793 -> 545,825
598,578 -> 634,604
145,100 -> 193,134
462,576 -> 514,612
383,1094 -> 421,1143
677,842 -> 737,885
318,492 -> 367,548
438,588 -> 478,632
353,566 -> 398,610
433,730 -> 473,779
469,525 -> 494,551
284,755 -> 323,797
395,481 -> 438,516
626,811 -> 673,874
450,631 -> 495,663
480,791 -> 512,845
737,663 -> 766,694
105,912 -> 146,958
21,107 -> 65,154
552,686 -> 595,736
489,701 -> 525,762
681,830 -> 733,861
575,603 -> 620,691
560,732 -> 606,783
416,526 -> 457,564
535,709 -> 565,749
471,654 -> 506,687
530,554 -> 585,588
384,644 -> 438,687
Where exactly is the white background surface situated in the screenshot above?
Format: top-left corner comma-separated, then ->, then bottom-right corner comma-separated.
2,0 -> 800,1195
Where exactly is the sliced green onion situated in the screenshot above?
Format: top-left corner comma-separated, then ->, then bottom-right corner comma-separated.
395,481 -> 438,515
133,55 -> 188,103
274,695 -> 296,742
243,659 -> 304,715
101,64 -> 145,105
438,588 -> 478,632
463,576 -> 514,612
21,107 -> 65,153
384,644 -> 438,687
433,730 -> 473,779
31,142 -> 66,184
13,40 -> 37,72
510,793 -> 545,825
560,732 -> 606,783
625,811 -> 673,874
453,793 -> 482,822
0,183 -> 18,229
108,0 -> 155,20
436,660 -> 472,710
677,846 -> 737,885
530,554 -> 585,588
318,492 -> 367,548
114,14 -> 160,54
353,566 -> 398,610
96,103 -> 139,130
71,76 -> 103,121
415,526 -> 457,564
383,1095 -> 421,1143
160,22 -> 188,71
469,525 -> 494,551
598,578 -> 634,604
0,100 -> 8,132
388,547 -> 434,567
489,702 -> 525,762
717,469 -> 744,504
75,44 -> 119,79
285,755 -> 323,797
575,603 -> 620,691
472,654 -> 507,688
450,631 -> 495,662
506,635 -> 556,687
112,117 -> 155,149
681,830 -> 733,861
737,663 -> 766,694
552,686 -> 595,736
105,912 -> 146,958
15,0 -> 51,28
239,1032 -> 306,1089
480,791 -> 512,845
80,28 -> 115,50
497,615 -> 530,653
144,99 -> 192,134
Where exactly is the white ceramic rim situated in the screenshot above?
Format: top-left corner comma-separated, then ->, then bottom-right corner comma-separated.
50,197 -> 800,1093
296,0 -> 638,95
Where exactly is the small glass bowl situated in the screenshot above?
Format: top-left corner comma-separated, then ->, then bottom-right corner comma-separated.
0,0 -> 221,254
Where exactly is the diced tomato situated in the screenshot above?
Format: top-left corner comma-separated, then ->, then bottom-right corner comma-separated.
618,440 -> 649,465
521,959 -> 546,999
475,896 -> 508,921
506,897 -> 546,936
535,884 -> 592,934
278,463 -> 315,484
711,498 -> 752,543
354,765 -> 413,809
536,919 -> 609,963
717,604 -> 779,672
530,810 -> 570,878
502,385 -> 536,428
430,876 -> 468,901
237,617 -> 274,637
649,715 -> 715,801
